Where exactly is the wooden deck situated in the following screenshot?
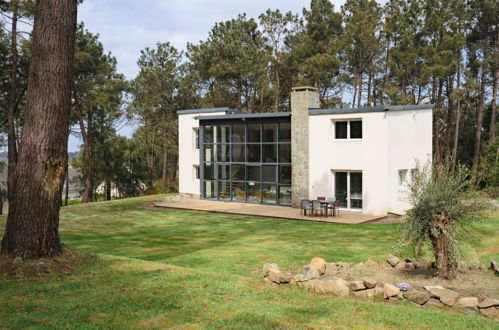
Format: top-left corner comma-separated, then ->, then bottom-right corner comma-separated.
153,199 -> 386,224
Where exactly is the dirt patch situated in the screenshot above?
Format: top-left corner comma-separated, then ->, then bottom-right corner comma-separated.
289,261 -> 499,300
0,248 -> 91,281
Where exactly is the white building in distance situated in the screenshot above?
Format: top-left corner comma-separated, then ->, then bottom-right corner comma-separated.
178,87 -> 432,215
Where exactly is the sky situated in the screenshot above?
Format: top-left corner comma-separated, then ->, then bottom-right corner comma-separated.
70,0 -> 352,151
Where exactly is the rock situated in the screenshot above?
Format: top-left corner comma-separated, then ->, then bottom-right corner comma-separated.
394,261 -> 406,270
423,286 -> 460,307
262,263 -> 279,277
13,257 -> 22,264
414,258 -> 432,271
387,254 -> 400,267
424,298 -> 445,309
292,274 -> 307,283
491,260 -> 499,275
374,285 -> 385,297
349,263 -> 365,272
349,280 -> 366,291
469,264 -> 480,270
302,264 -> 320,280
313,278 -> 350,296
383,283 -> 400,299
324,262 -> 352,276
457,261 -> 468,273
268,268 -> 292,284
404,262 -> 415,271
403,289 -> 430,305
396,283 -> 412,291
478,298 -> 499,309
353,289 -> 375,299
310,257 -> 326,274
423,285 -> 445,291
363,278 -> 377,289
479,265 -> 487,270
365,259 -> 378,267
480,307 -> 499,320
324,262 -> 339,276
380,262 -> 393,269
456,297 -> 478,310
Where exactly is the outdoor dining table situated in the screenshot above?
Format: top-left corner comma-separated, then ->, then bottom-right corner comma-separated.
309,200 -> 334,218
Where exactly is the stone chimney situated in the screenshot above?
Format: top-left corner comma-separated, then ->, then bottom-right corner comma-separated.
291,86 -> 320,207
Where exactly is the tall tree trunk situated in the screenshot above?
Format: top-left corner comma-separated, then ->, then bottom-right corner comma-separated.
357,71 -> 362,107
65,162 -> 69,206
274,63 -> 280,111
79,106 -> 93,203
451,64 -> 462,172
7,4 -> 19,206
367,72 -> 372,106
352,73 -> 358,108
434,79 -> 444,164
489,67 -> 497,146
445,75 -> 454,155
471,69 -> 487,185
105,179 -> 111,201
1,0 -> 77,259
162,141 -> 168,190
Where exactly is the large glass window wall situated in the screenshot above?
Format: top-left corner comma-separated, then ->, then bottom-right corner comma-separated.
201,121 -> 291,205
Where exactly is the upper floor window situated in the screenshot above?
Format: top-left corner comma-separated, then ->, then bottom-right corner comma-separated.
193,128 -> 200,149
334,120 -> 362,139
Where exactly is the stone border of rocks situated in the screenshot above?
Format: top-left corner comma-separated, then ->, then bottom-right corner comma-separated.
262,256 -> 499,320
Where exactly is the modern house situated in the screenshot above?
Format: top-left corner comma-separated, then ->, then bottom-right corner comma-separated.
178,87 -> 433,215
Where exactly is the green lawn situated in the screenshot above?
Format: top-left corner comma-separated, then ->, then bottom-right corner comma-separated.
1,195 -> 498,329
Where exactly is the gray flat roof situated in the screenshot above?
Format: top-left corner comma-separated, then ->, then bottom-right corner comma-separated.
196,112 -> 291,121
176,107 -> 241,115
309,104 -> 434,115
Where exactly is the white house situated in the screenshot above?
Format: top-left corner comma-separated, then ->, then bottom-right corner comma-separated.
177,87 -> 432,215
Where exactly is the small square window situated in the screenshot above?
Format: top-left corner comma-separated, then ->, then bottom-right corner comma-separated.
350,121 -> 362,139
335,121 -> 348,139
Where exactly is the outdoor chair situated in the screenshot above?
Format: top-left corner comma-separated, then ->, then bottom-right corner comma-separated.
300,198 -> 312,216
311,200 -> 323,217
330,199 -> 340,216
325,197 -> 335,216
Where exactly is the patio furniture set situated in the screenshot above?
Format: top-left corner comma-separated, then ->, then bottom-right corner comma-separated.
300,197 -> 340,218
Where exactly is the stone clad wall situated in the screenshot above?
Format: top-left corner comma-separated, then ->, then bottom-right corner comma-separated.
291,87 -> 320,207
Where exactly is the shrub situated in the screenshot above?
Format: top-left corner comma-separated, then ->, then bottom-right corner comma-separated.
399,160 -> 491,279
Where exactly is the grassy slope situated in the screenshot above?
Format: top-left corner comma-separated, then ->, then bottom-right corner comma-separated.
1,195 -> 498,329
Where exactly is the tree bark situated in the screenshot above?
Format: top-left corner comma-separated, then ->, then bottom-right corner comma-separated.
7,4 -> 19,207
489,67 -> 497,146
451,64 -> 462,173
430,231 -> 455,280
79,104 -> 93,203
1,0 -> 77,259
471,69 -> 487,185
357,72 -> 362,107
162,140 -> 168,190
65,162 -> 69,206
433,79 -> 443,164
105,179 -> 111,200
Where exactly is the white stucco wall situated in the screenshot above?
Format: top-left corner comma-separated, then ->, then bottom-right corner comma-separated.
178,111 -> 226,196
308,109 -> 432,215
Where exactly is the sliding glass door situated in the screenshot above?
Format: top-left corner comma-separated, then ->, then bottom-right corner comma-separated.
334,171 -> 362,210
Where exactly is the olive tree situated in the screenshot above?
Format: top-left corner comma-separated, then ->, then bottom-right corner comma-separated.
400,160 -> 491,279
